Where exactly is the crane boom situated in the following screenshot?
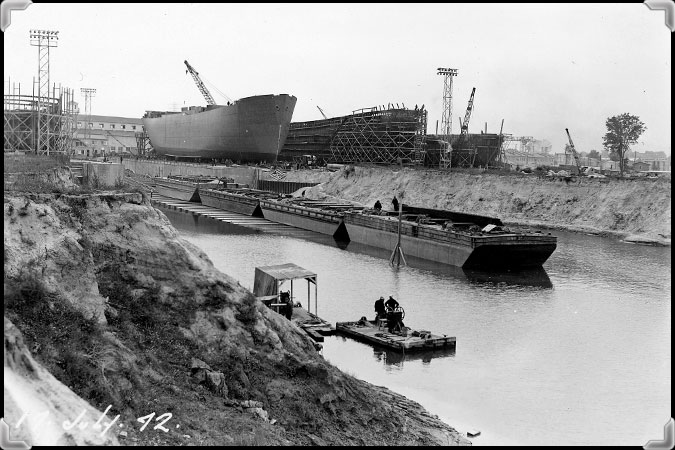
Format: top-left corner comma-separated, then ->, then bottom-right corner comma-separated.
460,87 -> 476,137
184,60 -> 216,106
564,128 -> 583,175
316,105 -> 328,120
454,87 -> 476,152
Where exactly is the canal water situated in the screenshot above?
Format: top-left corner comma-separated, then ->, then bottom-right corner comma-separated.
161,207 -> 671,446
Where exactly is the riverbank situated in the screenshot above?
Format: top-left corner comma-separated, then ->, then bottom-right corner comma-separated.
3,187 -> 470,446
280,165 -> 671,246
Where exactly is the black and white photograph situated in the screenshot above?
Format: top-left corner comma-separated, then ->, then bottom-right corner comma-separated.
3,2 -> 671,446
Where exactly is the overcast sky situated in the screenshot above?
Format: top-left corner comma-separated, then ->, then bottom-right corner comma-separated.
3,3 -> 671,154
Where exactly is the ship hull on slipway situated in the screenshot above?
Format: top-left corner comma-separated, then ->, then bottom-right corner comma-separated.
143,94 -> 297,162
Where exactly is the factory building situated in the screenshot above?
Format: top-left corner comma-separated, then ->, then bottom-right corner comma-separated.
73,114 -> 144,157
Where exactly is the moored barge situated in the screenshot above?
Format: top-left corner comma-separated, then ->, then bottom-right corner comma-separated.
199,188 -> 266,216
342,205 -> 557,269
151,175 -> 216,202
258,198 -> 354,239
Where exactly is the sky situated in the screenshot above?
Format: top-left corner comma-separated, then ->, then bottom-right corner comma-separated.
3,3 -> 671,155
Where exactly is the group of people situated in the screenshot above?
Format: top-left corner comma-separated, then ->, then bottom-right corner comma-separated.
373,196 -> 399,213
373,295 -> 405,333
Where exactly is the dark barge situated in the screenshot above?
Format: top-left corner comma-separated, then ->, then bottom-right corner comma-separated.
342,205 -> 557,269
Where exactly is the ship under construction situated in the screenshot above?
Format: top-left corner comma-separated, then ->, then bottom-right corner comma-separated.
279,105 -> 504,168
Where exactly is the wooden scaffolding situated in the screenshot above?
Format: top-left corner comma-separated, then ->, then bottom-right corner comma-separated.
329,107 -> 427,165
4,81 -> 77,155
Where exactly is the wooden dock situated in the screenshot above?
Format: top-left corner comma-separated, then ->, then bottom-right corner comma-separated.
336,319 -> 455,352
291,305 -> 335,342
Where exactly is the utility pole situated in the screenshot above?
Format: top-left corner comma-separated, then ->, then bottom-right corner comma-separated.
30,29 -> 59,155
389,194 -> 407,267
437,67 -> 458,169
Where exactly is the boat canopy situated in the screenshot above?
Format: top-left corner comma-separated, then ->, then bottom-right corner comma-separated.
253,263 -> 318,314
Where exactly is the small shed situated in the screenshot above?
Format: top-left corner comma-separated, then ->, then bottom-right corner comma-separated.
632,161 -> 650,172
253,263 -> 318,314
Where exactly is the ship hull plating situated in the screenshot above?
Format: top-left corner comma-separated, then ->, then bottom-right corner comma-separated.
143,94 -> 297,162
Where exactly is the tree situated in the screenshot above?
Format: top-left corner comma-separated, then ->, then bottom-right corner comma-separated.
587,149 -> 601,160
602,113 -> 646,176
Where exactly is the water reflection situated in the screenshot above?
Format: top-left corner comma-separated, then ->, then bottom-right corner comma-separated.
160,208 -> 259,235
463,267 -> 552,288
331,335 -> 456,368
332,239 -> 553,288
373,346 -> 456,367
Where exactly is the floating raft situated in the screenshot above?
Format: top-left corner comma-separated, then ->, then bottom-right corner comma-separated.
336,320 -> 456,352
291,305 -> 335,342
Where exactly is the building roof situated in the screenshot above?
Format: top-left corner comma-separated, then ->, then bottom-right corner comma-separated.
76,114 -> 143,124
255,263 -> 317,282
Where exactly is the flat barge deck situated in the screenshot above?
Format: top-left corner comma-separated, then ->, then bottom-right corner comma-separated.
336,320 -> 456,352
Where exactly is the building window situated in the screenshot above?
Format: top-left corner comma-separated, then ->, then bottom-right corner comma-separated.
77,122 -> 82,127
121,125 -> 126,130
99,124 -> 104,129
110,124 -> 115,129
88,123 -> 93,128
132,125 -> 136,130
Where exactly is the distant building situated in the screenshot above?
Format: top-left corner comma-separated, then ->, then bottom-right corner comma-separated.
504,150 -> 555,169
632,150 -> 670,171
631,161 -> 651,172
73,114 -> 143,157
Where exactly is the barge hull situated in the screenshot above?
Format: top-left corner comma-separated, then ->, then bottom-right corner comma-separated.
260,201 -> 344,237
153,179 -> 201,202
344,222 -> 474,267
199,189 -> 263,216
465,243 -> 557,269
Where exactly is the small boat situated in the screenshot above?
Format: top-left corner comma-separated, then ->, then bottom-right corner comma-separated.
336,314 -> 456,353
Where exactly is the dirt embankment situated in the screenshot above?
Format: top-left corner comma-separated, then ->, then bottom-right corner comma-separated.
3,191 -> 470,446
282,166 -> 671,246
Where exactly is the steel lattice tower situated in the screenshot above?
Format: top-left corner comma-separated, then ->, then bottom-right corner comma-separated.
437,67 -> 458,169
30,29 -> 59,155
80,88 -> 96,154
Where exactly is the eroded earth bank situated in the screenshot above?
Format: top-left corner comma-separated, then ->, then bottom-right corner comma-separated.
4,190 -> 470,446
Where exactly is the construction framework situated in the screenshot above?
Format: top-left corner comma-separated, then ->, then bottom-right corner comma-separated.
279,106 -> 428,166
135,130 -> 153,156
329,107 -> 427,165
422,133 -> 503,168
4,80 -> 78,155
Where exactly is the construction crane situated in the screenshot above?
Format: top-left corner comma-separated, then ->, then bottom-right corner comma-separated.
454,87 -> 476,151
460,87 -> 476,138
564,128 -> 583,176
316,105 -> 328,120
184,60 -> 216,106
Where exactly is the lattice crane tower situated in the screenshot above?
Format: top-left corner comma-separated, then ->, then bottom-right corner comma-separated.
437,67 -> 458,168
30,29 -> 59,155
437,67 -> 458,139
